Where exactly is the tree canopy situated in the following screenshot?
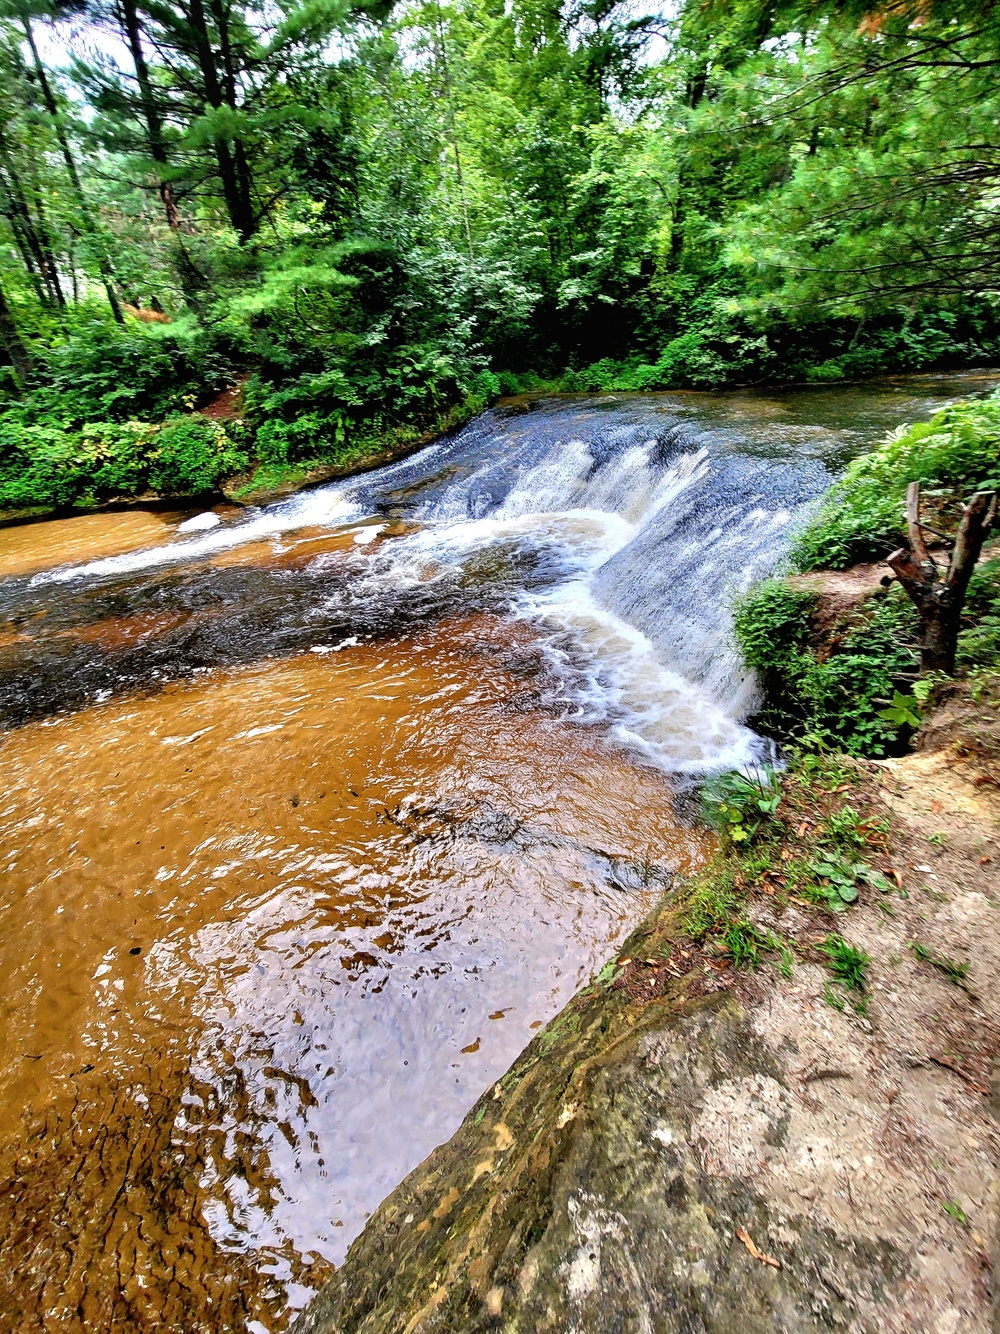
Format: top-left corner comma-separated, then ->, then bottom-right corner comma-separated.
0,0 -> 999,503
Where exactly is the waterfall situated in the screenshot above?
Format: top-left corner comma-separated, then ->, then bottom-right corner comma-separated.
14,396 -> 836,771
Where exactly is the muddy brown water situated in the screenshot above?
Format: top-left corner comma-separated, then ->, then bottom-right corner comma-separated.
1,373 -> 996,1332
0,619 -> 706,1332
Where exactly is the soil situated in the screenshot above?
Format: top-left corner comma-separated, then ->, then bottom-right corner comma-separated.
915,677 -> 1000,785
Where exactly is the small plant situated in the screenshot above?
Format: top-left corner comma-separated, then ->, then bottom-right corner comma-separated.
701,768 -> 782,844
819,805 -> 889,849
807,855 -> 894,910
819,934 -> 870,991
876,690 -> 922,730
721,919 -> 774,969
942,1199 -> 968,1226
926,832 -> 950,848
822,982 -> 847,1012
908,941 -> 970,985
777,941 -> 794,978
683,873 -> 740,940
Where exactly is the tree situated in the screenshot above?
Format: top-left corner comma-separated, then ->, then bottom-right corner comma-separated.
0,271 -> 31,382
889,482 -> 998,675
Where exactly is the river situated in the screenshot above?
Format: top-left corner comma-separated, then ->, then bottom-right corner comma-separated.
0,373 -> 994,1332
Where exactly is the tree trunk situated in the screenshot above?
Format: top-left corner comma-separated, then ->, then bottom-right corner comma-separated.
0,134 -> 64,308
21,21 -> 125,324
888,482 -> 998,675
0,280 -> 33,387
919,595 -> 964,675
119,0 -> 181,230
185,0 -> 257,242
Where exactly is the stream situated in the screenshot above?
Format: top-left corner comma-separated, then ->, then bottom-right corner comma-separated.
0,373 -> 994,1332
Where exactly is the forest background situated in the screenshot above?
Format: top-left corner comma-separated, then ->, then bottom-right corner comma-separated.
0,0 -> 998,506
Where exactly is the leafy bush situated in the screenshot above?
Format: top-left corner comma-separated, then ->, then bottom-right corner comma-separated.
0,414 -> 248,508
148,417 -> 250,494
957,554 -> 1000,668
734,580 -> 921,756
792,391 -> 1000,571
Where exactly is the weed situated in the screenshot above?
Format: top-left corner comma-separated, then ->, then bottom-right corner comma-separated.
877,690 -> 922,730
807,855 -> 894,910
721,919 -> 774,969
819,934 -> 870,991
820,805 -> 889,849
908,941 -> 970,985
683,870 -> 741,940
926,832 -> 950,848
822,983 -> 847,1012
942,1199 -> 968,1226
701,768 -> 782,844
777,941 -> 795,979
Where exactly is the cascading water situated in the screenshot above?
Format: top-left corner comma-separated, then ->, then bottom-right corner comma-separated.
2,375 -> 994,1333
12,394 -> 839,768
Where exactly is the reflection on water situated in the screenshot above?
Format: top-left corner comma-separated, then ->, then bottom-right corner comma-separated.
0,621 -> 707,1330
1,372 -> 996,1331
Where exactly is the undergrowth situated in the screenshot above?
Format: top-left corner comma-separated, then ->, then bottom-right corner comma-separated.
790,390 -> 1000,571
679,756 -> 890,1002
734,580 -> 921,755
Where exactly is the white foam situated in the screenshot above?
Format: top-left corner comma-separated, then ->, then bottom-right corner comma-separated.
518,579 -> 759,774
33,487 -> 359,584
178,511 -> 221,533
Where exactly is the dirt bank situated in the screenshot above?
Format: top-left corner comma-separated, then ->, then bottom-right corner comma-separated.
294,747 -> 1000,1333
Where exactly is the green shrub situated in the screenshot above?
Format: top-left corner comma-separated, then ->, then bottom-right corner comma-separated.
148,417 -> 249,494
957,554 -> 1000,668
792,390 -> 1000,571
0,414 -> 247,508
0,421 -> 84,508
734,581 -> 921,756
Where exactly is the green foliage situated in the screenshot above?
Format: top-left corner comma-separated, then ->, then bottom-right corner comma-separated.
819,934 -> 870,992
2,0 -> 1000,504
735,580 -> 921,757
957,555 -> 1000,669
806,856 -> 894,912
908,941 -> 971,987
877,691 -> 922,730
733,578 -> 816,692
792,393 -> 1000,572
818,805 -> 888,850
0,413 -> 248,508
682,868 -> 741,941
700,767 -> 782,844
720,918 -> 774,970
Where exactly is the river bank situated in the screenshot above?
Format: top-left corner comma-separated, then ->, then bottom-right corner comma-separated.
4,367 -> 999,526
295,734 -> 1000,1334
